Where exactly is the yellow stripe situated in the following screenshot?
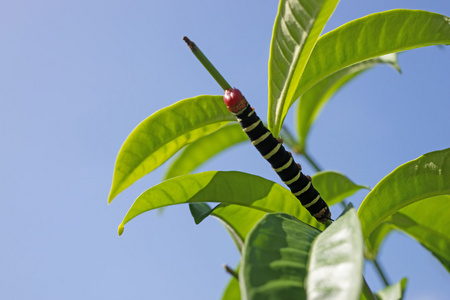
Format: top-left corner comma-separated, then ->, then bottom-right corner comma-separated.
263,143 -> 281,160
303,195 -> 321,209
243,119 -> 261,132
274,157 -> 293,172
284,171 -> 301,185
247,109 -> 255,117
293,181 -> 311,196
252,131 -> 271,146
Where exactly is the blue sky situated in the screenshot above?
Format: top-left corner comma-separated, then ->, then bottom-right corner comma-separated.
1,1 -> 449,299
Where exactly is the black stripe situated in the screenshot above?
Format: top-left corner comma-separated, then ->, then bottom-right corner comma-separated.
233,103 -> 330,222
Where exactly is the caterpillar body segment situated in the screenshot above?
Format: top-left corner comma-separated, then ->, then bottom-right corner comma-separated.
224,89 -> 331,223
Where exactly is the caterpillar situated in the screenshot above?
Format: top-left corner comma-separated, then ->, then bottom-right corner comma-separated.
223,88 -> 331,223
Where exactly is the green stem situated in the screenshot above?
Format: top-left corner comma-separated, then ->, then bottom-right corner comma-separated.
302,151 -> 323,173
183,36 -> 232,91
280,126 -> 301,152
373,259 -> 390,286
223,264 -> 239,280
362,275 -> 377,300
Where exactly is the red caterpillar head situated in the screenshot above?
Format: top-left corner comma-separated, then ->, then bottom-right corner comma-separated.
223,88 -> 248,113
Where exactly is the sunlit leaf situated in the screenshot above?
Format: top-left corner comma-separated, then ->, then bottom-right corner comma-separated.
240,213 -> 321,300
272,9 -> 450,136
312,171 -> 370,207
366,195 -> 450,272
358,148 -> 450,239
213,204 -> 267,252
189,202 -> 266,252
222,276 -> 241,300
108,95 -> 233,202
306,205 -> 363,300
297,54 -> 400,150
118,171 -> 324,235
268,0 -> 340,137
164,123 -> 246,180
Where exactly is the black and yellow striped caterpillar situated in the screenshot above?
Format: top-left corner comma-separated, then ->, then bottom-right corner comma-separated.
224,88 -> 331,223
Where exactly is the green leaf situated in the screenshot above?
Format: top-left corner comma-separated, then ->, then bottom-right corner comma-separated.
213,204 -> 267,252
240,213 -> 321,300
306,205 -> 363,300
374,278 -> 407,300
188,203 -> 215,225
297,54 -> 400,150
274,9 -> 450,136
163,123 -> 247,180
365,222 -> 392,260
188,202 -> 266,252
118,171 -> 324,235
189,202 -> 267,252
358,148 -> 450,239
108,95 -> 233,203
268,0 -> 340,137
312,171 -> 370,207
366,195 -> 450,272
222,276 -> 241,300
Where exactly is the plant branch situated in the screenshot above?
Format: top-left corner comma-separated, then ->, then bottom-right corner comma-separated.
373,259 -> 390,286
302,151 -> 323,173
183,36 -> 232,91
223,264 -> 239,280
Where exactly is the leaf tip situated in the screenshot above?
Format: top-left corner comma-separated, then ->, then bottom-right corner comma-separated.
108,187 -> 117,204
118,224 -> 125,236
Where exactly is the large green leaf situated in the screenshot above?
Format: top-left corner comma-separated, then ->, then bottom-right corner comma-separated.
306,206 -> 363,300
210,170 -> 368,252
358,148 -> 450,239
164,123 -> 247,180
366,195 -> 450,272
297,54 -> 400,150
240,213 -> 321,300
312,171 -> 370,207
118,171 -> 323,235
272,9 -> 450,136
108,95 -> 233,202
268,0 -> 340,137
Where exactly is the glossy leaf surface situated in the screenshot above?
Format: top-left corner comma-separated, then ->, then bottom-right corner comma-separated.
268,0 -> 339,137
358,148 -> 450,239
312,171 -> 370,207
118,171 -> 323,235
240,213 -> 321,300
297,54 -> 400,150
108,95 -> 233,202
306,206 -> 363,300
271,9 -> 450,136
164,123 -> 246,180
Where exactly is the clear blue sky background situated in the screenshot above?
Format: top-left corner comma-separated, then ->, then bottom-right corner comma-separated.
1,1 -> 449,299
